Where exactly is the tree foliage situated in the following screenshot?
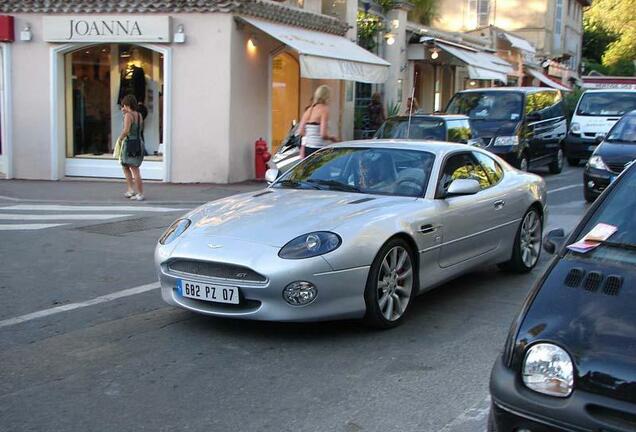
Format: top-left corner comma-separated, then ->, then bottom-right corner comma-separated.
408,0 -> 438,25
583,0 -> 636,75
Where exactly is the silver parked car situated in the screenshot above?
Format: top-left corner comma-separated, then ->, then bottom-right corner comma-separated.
155,141 -> 547,328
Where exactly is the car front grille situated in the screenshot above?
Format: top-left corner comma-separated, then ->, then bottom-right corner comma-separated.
168,259 -> 267,283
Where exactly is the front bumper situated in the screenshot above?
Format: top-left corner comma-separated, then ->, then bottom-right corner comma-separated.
583,167 -> 614,199
490,355 -> 636,432
155,239 -> 369,322
564,134 -> 597,160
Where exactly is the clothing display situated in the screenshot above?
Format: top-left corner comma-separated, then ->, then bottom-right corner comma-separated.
118,65 -> 146,105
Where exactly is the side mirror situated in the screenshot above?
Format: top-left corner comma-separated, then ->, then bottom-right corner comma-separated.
595,134 -> 605,144
543,228 -> 566,254
446,179 -> 480,196
265,168 -> 280,184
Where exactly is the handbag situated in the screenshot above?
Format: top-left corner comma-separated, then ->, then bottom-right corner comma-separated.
126,114 -> 143,157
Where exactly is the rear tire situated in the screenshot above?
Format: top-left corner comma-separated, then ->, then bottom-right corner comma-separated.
549,148 -> 564,174
567,157 -> 580,167
499,207 -> 542,273
364,238 -> 417,329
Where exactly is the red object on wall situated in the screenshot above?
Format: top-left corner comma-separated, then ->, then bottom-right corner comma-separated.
254,137 -> 271,180
0,16 -> 14,42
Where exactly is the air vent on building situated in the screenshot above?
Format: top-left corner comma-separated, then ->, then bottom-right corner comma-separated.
584,271 -> 603,292
603,275 -> 623,296
564,268 -> 585,288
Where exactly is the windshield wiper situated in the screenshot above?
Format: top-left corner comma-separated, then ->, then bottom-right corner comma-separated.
306,179 -> 361,192
276,179 -> 321,190
596,240 -> 636,251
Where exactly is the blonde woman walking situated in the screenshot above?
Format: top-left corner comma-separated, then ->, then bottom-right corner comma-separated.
299,85 -> 338,158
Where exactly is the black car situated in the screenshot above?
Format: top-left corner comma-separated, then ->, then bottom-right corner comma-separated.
446,87 -> 567,174
373,114 -> 479,145
489,162 -> 636,431
583,110 -> 636,202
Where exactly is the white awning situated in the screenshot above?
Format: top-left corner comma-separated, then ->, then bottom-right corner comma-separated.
502,33 -> 536,54
240,17 -> 390,83
527,68 -> 571,91
436,42 -> 514,83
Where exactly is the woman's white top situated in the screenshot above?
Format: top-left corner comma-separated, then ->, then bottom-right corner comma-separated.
302,123 -> 327,149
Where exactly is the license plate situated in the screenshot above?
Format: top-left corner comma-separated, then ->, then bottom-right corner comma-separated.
178,280 -> 239,304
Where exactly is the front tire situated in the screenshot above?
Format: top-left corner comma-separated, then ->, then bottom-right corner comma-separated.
499,207 -> 542,273
584,186 -> 596,203
364,238 -> 416,329
549,148 -> 564,174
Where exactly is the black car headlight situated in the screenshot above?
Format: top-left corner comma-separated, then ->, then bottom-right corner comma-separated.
522,343 -> 574,397
279,232 -> 341,259
159,218 -> 191,245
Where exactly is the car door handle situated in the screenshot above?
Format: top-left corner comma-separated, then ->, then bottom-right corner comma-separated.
418,224 -> 436,234
494,200 -> 505,210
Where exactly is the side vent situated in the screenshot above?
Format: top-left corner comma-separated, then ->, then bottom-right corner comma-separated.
564,268 -> 585,288
348,197 -> 376,204
252,191 -> 273,198
603,275 -> 623,296
584,271 -> 603,292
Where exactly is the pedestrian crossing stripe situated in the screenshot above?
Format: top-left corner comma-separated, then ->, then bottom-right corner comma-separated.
1,204 -> 186,212
0,223 -> 67,231
0,213 -> 132,220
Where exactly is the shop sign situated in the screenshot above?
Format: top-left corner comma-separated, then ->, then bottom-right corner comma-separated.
43,16 -> 171,43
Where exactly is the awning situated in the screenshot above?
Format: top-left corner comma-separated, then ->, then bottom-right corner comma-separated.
240,17 -> 390,83
436,42 -> 514,83
501,33 -> 536,54
526,68 -> 571,91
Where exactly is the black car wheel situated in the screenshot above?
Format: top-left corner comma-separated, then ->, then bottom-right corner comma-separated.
549,148 -> 564,174
567,157 -> 580,167
364,237 -> 417,329
499,207 -> 542,273
584,186 -> 596,203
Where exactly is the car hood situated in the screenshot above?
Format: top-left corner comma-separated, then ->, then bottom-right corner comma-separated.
597,142 -> 636,165
180,188 -> 416,247
515,254 -> 636,403
469,119 -> 519,139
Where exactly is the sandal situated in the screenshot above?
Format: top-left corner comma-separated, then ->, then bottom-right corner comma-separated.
124,191 -> 135,198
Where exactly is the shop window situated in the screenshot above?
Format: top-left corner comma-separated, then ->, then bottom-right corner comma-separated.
64,44 -> 164,161
271,52 -> 300,153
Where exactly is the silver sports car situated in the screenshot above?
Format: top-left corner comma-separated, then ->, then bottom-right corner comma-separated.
155,140 -> 547,328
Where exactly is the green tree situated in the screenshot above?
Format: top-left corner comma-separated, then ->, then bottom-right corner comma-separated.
408,0 -> 438,25
583,0 -> 636,76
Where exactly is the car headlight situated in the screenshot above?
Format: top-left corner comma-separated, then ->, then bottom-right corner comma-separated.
493,135 -> 519,146
522,343 -> 574,397
570,122 -> 581,134
588,155 -> 608,171
159,218 -> 191,245
279,231 -> 341,259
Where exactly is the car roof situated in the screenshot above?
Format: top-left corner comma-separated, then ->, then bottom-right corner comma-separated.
582,88 -> 636,94
387,114 -> 469,120
457,86 -> 558,94
331,139 -> 472,155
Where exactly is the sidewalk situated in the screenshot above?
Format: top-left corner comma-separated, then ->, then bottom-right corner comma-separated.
0,178 -> 265,205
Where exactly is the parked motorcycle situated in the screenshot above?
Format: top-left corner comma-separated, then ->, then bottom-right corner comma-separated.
270,122 -> 302,173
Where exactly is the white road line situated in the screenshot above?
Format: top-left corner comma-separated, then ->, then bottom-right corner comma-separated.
2,204 -> 185,212
0,223 -> 68,231
548,184 -> 580,194
0,213 -> 132,220
438,395 -> 491,432
0,282 -> 160,329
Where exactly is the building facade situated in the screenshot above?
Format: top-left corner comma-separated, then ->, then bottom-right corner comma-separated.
0,0 -> 386,183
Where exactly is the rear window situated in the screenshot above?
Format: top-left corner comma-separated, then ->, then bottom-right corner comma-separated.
576,92 -> 636,117
374,117 -> 446,140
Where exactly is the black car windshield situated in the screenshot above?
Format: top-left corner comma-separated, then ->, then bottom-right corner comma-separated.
576,92 -> 636,117
571,164 -> 636,263
606,114 -> 636,143
446,91 -> 523,121
374,117 -> 446,140
274,147 -> 435,197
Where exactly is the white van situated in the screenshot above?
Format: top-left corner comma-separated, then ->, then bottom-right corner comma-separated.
565,89 -> 636,166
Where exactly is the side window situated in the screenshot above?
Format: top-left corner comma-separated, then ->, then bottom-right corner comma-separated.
446,120 -> 472,143
525,91 -> 556,119
473,152 -> 504,186
438,153 -> 491,195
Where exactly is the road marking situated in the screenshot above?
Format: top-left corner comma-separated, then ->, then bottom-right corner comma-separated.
548,184 -> 580,194
2,204 -> 185,212
0,194 -> 21,201
0,282 -> 160,329
0,223 -> 68,231
438,395 -> 491,432
0,213 -> 132,220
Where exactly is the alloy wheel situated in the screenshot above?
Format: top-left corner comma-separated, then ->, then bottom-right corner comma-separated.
520,210 -> 541,268
376,246 -> 413,322
557,149 -> 564,170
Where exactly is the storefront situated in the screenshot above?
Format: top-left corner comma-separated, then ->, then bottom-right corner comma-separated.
1,2 -> 386,183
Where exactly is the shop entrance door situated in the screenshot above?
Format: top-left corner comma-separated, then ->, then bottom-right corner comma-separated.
271,52 -> 299,153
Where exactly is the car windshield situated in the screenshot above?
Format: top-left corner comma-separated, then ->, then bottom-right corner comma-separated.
446,91 -> 523,121
576,92 -> 636,117
571,165 -> 636,264
274,147 -> 435,197
374,117 -> 446,140
605,114 -> 636,143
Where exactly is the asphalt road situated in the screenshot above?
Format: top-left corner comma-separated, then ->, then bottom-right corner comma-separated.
0,165 -> 587,432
